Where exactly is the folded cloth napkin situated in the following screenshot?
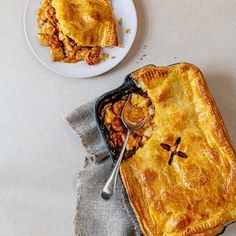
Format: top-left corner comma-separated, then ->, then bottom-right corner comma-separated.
65,101 -> 141,236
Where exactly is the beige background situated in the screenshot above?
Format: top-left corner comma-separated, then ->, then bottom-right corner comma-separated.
0,0 -> 236,235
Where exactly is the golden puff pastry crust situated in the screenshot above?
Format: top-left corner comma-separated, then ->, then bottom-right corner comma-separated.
52,0 -> 118,47
120,63 -> 236,236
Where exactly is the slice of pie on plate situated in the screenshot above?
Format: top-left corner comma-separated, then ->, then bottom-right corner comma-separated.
120,63 -> 236,235
37,0 -> 118,65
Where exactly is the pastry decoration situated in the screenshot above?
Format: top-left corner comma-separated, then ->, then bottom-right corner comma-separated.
161,137 -> 188,165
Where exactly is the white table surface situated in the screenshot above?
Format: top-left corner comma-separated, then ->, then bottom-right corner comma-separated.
1,0 -> 236,235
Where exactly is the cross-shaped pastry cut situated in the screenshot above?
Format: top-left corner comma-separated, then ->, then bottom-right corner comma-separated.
161,137 -> 188,165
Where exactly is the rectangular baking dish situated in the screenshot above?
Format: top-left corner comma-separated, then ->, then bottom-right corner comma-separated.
94,64 -> 235,235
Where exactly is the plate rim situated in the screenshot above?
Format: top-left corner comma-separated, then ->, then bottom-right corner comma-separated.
23,0 -> 138,79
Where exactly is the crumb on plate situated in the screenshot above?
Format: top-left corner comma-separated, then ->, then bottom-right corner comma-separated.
100,52 -> 110,62
125,28 -> 131,33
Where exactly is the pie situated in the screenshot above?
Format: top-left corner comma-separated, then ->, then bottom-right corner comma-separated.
37,0 -> 118,65
118,63 -> 236,235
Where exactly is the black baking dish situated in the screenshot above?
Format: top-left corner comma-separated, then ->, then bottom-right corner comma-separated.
94,64 -> 235,235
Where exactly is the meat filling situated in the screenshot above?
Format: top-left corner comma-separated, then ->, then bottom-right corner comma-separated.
102,91 -> 155,160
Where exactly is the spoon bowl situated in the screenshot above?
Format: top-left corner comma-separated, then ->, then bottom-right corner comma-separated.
121,96 -> 146,130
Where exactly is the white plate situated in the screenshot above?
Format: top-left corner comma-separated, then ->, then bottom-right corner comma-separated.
24,0 -> 137,78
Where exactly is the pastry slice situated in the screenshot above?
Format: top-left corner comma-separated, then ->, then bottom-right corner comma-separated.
37,0 -> 113,65
52,0 -> 118,47
120,63 -> 236,236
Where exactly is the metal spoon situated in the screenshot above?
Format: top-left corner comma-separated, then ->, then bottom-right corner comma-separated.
101,96 -> 146,200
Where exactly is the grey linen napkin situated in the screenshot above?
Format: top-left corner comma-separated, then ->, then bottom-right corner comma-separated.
65,101 -> 141,236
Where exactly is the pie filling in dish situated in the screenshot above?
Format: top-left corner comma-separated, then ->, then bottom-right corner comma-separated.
105,63 -> 236,235
102,92 -> 155,160
37,0 -> 118,65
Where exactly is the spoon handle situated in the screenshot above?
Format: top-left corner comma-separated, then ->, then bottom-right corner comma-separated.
101,129 -> 131,200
